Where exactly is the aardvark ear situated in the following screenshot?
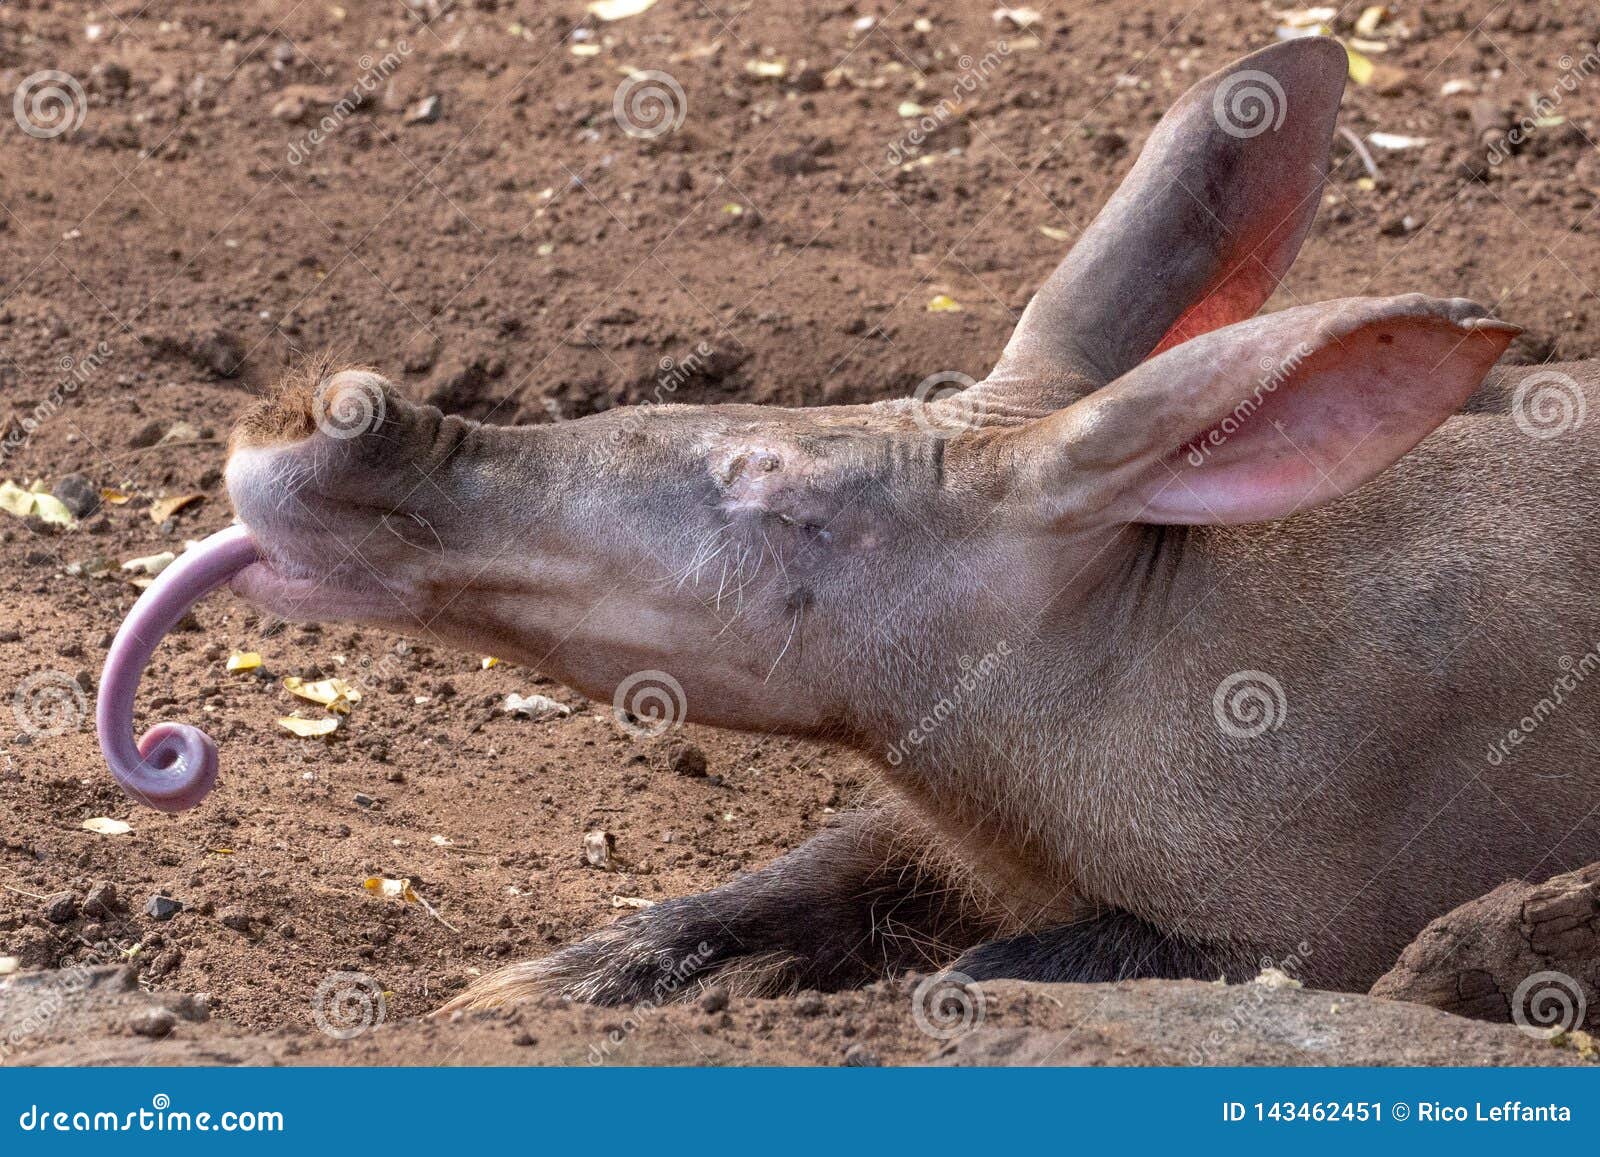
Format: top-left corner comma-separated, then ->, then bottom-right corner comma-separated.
1018,295 -> 1519,527
979,37 -> 1348,413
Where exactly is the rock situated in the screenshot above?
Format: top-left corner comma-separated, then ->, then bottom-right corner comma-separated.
793,991 -> 826,1017
51,474 -> 100,519
129,419 -> 166,449
843,1043 -> 882,1066
144,895 -> 183,922
1089,129 -> 1127,157
217,909 -> 253,934
89,61 -> 132,97
272,93 -> 309,122
191,327 -> 245,378
83,881 -> 119,918
512,1030 -> 537,1046
405,95 -> 443,124
668,742 -> 708,778
128,1006 -> 177,1039
42,892 -> 78,924
402,331 -> 440,374
698,984 -> 730,1013
1372,861 -> 1600,1033
583,829 -> 615,869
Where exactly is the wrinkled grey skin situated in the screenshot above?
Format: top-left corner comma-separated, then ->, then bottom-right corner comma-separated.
224,38 -> 1596,1010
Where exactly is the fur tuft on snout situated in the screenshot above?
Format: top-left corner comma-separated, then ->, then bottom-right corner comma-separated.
230,355 -> 378,450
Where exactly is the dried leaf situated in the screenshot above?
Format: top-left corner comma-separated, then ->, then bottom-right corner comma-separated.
569,43 -> 602,57
744,59 -> 788,79
481,656 -> 500,669
1273,5 -> 1336,25
1038,224 -> 1073,242
587,0 -> 657,20
0,480 -> 75,527
81,816 -> 133,836
992,6 -> 1041,28
504,692 -> 571,721
926,293 -> 962,313
1354,4 -> 1387,36
283,676 -> 362,713
612,894 -> 655,909
363,876 -> 419,902
99,489 -> 132,505
121,551 -> 176,576
277,715 -> 339,737
1367,131 -> 1429,150
149,493 -> 205,523
226,651 -> 262,672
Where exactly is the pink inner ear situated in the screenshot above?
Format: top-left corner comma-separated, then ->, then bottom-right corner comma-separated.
1148,201 -> 1319,359
1134,319 -> 1516,525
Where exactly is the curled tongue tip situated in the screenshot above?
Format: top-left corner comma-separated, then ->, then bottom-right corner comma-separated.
97,525 -> 259,812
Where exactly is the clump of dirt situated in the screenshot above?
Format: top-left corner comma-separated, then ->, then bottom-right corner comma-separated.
0,0 -> 1597,1064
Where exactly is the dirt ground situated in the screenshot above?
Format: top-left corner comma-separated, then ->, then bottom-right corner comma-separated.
1,0 -> 1598,1064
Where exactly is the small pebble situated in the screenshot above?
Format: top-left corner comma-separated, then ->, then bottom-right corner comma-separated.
699,984 -> 730,1014
42,891 -> 78,924
128,1006 -> 178,1039
145,895 -> 183,922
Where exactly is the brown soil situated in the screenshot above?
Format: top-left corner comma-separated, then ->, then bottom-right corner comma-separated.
1,0 -> 1597,1064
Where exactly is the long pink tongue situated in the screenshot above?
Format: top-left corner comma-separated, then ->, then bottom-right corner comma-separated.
97,524 -> 259,813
